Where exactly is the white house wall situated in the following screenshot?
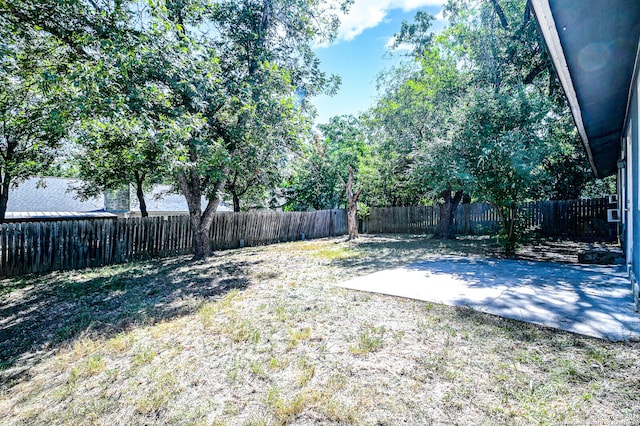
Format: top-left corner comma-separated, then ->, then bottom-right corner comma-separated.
623,122 -> 632,262
626,69 -> 640,310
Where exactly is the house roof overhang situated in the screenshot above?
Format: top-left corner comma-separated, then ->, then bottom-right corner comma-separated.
531,0 -> 640,178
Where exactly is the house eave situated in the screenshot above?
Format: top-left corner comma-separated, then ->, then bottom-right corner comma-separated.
530,0 -> 599,177
531,0 -> 640,179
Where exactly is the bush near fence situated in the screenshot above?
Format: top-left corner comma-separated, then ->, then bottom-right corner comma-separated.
365,198 -> 616,241
0,209 -> 347,278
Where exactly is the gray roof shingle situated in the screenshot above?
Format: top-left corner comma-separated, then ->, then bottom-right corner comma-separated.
6,178 -> 232,214
7,177 -> 103,212
129,184 -> 232,213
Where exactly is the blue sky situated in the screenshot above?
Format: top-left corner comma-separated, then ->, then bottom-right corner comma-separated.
312,1 -> 447,125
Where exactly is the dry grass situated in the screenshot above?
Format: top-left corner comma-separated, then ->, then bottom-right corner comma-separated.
1,234 -> 639,425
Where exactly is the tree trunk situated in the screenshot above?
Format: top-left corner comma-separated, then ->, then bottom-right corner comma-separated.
348,200 -> 358,240
345,166 -> 362,240
191,213 -> 213,260
134,172 -> 148,218
0,189 -> 8,224
227,169 -> 242,213
0,172 -> 10,223
179,168 -> 225,260
432,190 -> 463,240
493,202 -> 518,256
232,192 -> 240,213
505,203 -> 518,255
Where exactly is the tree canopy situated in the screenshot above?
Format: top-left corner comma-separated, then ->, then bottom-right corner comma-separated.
0,16 -> 75,221
361,0 -> 596,251
1,0 -> 348,258
0,0 -> 602,257
285,115 -> 368,211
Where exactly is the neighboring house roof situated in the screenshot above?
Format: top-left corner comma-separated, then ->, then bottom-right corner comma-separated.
6,177 -> 233,218
6,177 -> 104,212
532,0 -> 640,178
4,211 -> 117,222
129,184 -> 233,213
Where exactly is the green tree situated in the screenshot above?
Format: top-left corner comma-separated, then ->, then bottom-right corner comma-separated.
65,10 -> 178,218
225,156 -> 283,212
440,0 -> 592,251
366,70 -> 428,208
370,25 -> 470,237
223,92 -> 308,212
0,0 -> 130,58
324,116 -> 368,239
0,26 -> 73,222
284,115 -> 368,212
369,0 -> 595,249
344,164 -> 363,240
284,133 -> 341,211
442,0 -> 553,92
154,0 -> 345,258
453,87 -> 552,254
1,0 -> 170,220
581,176 -> 616,199
73,115 -> 165,217
0,0 -> 338,258
2,0 -> 346,259
541,111 -> 592,200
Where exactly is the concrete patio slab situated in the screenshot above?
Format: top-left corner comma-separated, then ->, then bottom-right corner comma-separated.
336,256 -> 640,341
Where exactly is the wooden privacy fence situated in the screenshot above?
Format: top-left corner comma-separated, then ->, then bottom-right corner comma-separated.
365,198 -> 616,241
0,209 -> 347,278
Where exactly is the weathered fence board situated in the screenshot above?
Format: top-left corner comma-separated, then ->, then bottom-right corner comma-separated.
366,198 -> 616,241
0,209 -> 348,278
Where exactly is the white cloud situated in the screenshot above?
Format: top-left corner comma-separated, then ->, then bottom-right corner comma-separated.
385,35 -> 413,52
336,0 -> 446,42
434,8 -> 446,21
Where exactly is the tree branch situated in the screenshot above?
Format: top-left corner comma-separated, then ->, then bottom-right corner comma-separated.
353,187 -> 363,203
523,61 -> 545,85
490,0 -> 509,30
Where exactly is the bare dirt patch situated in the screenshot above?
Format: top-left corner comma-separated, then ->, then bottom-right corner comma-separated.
1,234 -> 639,425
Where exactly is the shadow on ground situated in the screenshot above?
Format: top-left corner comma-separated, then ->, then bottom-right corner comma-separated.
330,234 -> 501,276
0,252 -> 263,384
336,254 -> 639,341
332,234 -> 603,279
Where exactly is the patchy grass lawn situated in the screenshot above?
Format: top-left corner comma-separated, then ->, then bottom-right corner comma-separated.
0,235 -> 638,425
